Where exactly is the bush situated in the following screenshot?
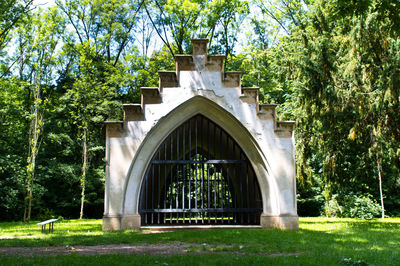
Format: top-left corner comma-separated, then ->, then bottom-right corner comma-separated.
348,195 -> 381,219
328,193 -> 381,219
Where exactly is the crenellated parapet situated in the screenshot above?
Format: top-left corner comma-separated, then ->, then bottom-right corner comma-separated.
108,38 -> 294,137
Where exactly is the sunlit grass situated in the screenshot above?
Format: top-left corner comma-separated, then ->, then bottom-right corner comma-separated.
0,217 -> 399,265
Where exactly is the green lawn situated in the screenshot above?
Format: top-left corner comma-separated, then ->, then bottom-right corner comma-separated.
0,217 -> 399,265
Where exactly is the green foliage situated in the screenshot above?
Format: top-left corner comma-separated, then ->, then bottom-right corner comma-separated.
0,0 -> 33,50
0,78 -> 29,220
329,194 -> 381,219
250,0 -> 400,217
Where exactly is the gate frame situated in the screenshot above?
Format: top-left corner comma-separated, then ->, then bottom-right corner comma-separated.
138,113 -> 264,226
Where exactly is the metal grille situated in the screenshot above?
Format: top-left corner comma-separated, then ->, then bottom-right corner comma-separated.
139,115 -> 262,225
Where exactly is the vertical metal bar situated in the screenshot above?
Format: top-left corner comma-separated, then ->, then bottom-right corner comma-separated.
177,127 -> 181,224
214,165 -> 217,223
182,128 -> 185,224
182,123 -> 186,223
232,142 -> 236,223
189,117 -> 191,159
168,164 -> 174,224
188,118 -> 192,223
226,136 -> 230,222
246,162 -> 250,224
239,151 -> 243,224
227,165 -> 230,224
201,116 -> 204,223
220,126 -> 222,160
176,127 -> 183,223
253,167 -> 257,224
195,116 -> 198,224
201,161 -> 204,224
177,127 -> 179,160
221,165 -> 224,223
144,167 -> 148,224
164,142 -> 167,224
195,162 -> 198,224
183,123 -> 185,160
151,164 -> 154,224
157,150 -> 161,224
213,122 -> 216,159
170,135 -> 173,223
195,115 -> 198,155
207,119 -> 210,160
199,116 -> 204,223
213,122 -> 216,223
207,119 -> 210,223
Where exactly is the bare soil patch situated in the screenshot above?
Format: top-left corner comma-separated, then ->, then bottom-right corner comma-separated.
0,243 -> 303,257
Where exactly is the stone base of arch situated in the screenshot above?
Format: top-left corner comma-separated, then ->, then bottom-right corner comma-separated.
260,214 -> 299,230
102,214 -> 122,231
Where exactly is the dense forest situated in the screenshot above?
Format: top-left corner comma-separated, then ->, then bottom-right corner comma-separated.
1,0 -> 399,222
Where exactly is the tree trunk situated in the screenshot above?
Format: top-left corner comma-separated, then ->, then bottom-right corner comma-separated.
376,152 -> 385,219
79,127 -> 88,219
24,86 -> 41,223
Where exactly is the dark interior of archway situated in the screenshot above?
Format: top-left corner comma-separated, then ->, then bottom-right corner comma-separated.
139,114 -> 262,226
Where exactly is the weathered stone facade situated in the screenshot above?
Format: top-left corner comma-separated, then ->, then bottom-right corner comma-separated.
103,39 -> 298,230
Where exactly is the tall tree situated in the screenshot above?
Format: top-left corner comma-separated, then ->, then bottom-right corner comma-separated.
9,7 -> 65,222
260,0 -> 400,216
57,0 -> 141,218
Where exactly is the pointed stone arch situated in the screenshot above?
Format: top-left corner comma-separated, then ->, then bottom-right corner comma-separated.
119,96 -> 280,228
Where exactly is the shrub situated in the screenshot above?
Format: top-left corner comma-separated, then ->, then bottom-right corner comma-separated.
327,193 -> 381,219
347,195 -> 381,219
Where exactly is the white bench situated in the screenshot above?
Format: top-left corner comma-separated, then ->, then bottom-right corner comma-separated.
37,219 -> 58,233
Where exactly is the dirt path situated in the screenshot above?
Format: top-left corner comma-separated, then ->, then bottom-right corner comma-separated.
0,243 -> 303,257
0,243 -> 193,257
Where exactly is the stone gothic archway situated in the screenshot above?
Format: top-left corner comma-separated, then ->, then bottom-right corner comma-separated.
103,39 -> 298,230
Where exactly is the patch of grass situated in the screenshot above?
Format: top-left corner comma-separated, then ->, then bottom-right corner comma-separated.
0,217 -> 399,265
0,253 -> 315,265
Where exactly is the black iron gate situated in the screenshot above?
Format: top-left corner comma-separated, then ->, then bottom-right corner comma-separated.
139,115 -> 262,225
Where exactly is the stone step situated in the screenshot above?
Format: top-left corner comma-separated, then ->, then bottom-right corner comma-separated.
140,87 -> 161,104
158,71 -> 178,89
104,121 -> 123,138
206,55 -> 225,72
258,104 -> 277,120
222,71 -> 242,88
123,104 -> 144,121
275,121 -> 295,136
240,87 -> 259,104
175,55 -> 194,71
